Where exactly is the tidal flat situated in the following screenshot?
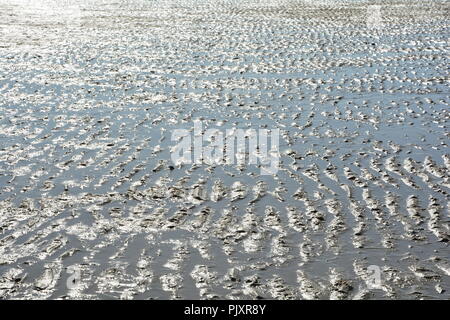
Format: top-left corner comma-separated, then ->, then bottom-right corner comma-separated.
0,0 -> 449,299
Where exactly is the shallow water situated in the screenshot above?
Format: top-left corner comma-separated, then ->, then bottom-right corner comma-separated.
0,0 -> 449,299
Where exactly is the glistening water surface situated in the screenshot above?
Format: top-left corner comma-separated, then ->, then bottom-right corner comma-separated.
0,0 -> 449,299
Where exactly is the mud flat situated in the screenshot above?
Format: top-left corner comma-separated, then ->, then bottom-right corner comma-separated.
0,0 -> 449,299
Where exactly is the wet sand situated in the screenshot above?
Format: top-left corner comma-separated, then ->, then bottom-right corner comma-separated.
0,0 -> 449,299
